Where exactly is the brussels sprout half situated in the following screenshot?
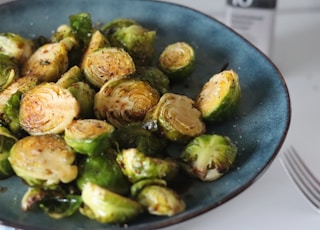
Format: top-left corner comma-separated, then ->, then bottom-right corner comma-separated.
0,32 -> 35,65
109,24 -> 156,65
195,69 -> 241,122
22,42 -> 70,82
158,42 -> 195,80
9,134 -> 78,189
64,119 -> 114,155
116,148 -> 179,183
81,182 -> 143,224
19,82 -> 80,135
180,134 -> 237,181
82,47 -> 136,88
137,185 -> 185,217
144,93 -> 205,143
94,78 -> 160,128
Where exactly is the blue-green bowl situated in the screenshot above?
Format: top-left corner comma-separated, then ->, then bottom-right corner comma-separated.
0,0 -> 291,229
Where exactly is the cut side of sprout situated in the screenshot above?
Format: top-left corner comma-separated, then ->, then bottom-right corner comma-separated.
19,83 -> 79,135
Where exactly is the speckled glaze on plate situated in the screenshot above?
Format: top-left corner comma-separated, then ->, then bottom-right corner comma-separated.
0,0 -> 291,229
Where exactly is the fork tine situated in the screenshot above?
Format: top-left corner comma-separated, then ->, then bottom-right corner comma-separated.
281,146 -> 320,211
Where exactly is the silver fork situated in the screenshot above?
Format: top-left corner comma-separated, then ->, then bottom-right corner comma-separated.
280,146 -> 320,213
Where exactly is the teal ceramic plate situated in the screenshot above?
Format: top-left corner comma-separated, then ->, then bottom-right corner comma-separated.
0,0 -> 290,229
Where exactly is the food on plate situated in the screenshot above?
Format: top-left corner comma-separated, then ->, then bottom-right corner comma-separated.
0,12 -> 241,225
144,93 -> 206,143
180,134 -> 237,181
196,69 -> 241,122
158,41 -> 195,80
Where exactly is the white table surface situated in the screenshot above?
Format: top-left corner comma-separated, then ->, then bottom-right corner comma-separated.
1,0 -> 320,230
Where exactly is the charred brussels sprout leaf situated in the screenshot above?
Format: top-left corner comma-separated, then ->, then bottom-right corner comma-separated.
56,65 -> 83,88
81,182 -> 143,224
137,185 -> 185,216
0,54 -> 19,92
0,32 -> 35,64
130,66 -> 170,95
82,47 -> 135,88
21,187 -> 82,219
64,119 -> 114,155
69,12 -> 93,45
144,93 -> 205,143
0,126 -> 17,179
76,152 -> 130,195
111,123 -> 168,156
67,81 -> 95,118
101,18 -> 138,36
19,83 -> 79,135
196,69 -> 241,122
9,134 -> 78,189
159,42 -> 195,80
3,91 -> 22,135
116,148 -> 179,183
180,134 -> 237,181
94,78 -> 160,128
109,24 -> 156,65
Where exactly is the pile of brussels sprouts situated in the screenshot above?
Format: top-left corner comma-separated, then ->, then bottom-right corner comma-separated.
0,12 -> 241,225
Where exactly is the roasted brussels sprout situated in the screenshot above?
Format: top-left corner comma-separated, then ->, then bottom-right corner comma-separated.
180,134 -> 237,181
56,65 -> 83,88
0,125 -> 17,179
21,187 -> 82,219
0,54 -> 19,92
130,178 -> 167,198
136,185 -> 185,216
51,24 -> 73,43
109,24 -> 156,65
94,78 -> 160,128
144,93 -> 205,143
76,151 -> 130,194
158,42 -> 195,80
82,47 -> 135,88
3,91 -> 22,135
19,83 -> 79,135
83,30 -> 110,54
9,134 -> 78,189
69,12 -> 93,45
116,148 -> 179,183
64,119 -> 114,155
101,18 -> 138,36
111,123 -> 168,156
195,69 -> 241,122
81,182 -> 143,224
67,81 -> 95,118
22,41 -> 71,82
130,66 -> 170,95
0,32 -> 34,64
0,75 -> 39,118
